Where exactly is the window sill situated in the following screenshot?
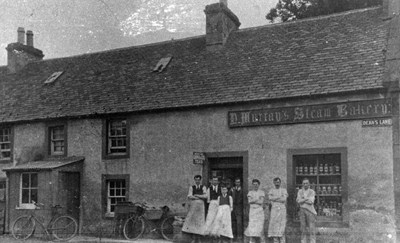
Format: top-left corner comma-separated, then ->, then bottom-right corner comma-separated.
104,212 -> 115,219
103,154 -> 129,160
16,204 -> 36,210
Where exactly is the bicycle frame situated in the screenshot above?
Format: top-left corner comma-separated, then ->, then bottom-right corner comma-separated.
26,211 -> 60,238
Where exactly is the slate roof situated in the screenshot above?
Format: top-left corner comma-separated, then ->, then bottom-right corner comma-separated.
0,7 -> 388,123
2,156 -> 84,172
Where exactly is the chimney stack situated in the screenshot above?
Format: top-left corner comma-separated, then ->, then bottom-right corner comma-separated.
220,0 -> 227,7
6,28 -> 44,74
17,27 -> 25,44
204,0 -> 240,51
26,30 -> 33,47
383,0 -> 400,17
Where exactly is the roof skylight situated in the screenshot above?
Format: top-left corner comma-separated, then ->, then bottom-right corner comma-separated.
44,71 -> 63,84
153,56 -> 172,73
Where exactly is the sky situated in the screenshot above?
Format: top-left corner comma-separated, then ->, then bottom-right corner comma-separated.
0,0 -> 278,66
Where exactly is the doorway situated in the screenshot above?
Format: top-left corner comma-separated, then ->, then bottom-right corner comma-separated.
208,157 -> 243,189
204,153 -> 247,239
58,172 -> 80,224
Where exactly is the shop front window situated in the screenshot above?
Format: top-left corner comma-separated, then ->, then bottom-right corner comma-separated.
288,148 -> 348,226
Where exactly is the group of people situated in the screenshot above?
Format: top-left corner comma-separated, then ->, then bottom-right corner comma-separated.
182,175 -> 317,243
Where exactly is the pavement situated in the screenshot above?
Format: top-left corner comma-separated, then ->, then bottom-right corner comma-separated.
0,234 -> 171,243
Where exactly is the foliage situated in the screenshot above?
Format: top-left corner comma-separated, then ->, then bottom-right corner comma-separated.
266,0 -> 382,23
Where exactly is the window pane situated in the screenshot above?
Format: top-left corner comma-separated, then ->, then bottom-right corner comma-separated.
31,189 -> 38,203
31,174 -> 38,188
22,189 -> 30,203
0,152 -> 10,159
22,174 -> 30,188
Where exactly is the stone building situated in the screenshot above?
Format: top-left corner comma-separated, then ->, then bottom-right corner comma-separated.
0,0 -> 399,241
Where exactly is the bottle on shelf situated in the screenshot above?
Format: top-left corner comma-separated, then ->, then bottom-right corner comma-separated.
322,186 -> 327,194
324,163 -> 329,174
299,163 -> 303,174
309,164 -> 313,174
314,164 -> 318,175
335,163 -> 341,173
319,163 -> 324,174
338,185 -> 342,193
332,185 -> 338,194
329,163 -> 334,174
327,185 -> 332,194
296,164 -> 299,174
304,163 -> 308,174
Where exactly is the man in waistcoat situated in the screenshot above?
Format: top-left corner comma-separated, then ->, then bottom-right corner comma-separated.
204,176 -> 221,235
231,178 -> 244,241
182,175 -> 207,243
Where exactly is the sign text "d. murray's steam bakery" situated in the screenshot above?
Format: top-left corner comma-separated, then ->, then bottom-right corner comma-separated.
228,99 -> 393,127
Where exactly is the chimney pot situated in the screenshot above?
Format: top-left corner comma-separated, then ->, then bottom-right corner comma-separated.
220,0 -> 227,7
26,30 -> 34,47
17,27 -> 25,44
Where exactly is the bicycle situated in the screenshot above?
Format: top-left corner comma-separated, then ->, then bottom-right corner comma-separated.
123,202 -> 175,241
11,201 -> 78,241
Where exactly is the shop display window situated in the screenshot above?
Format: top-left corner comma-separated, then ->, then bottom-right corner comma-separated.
287,148 -> 347,226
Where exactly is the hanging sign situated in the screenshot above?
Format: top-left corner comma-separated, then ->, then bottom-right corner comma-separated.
193,152 -> 205,165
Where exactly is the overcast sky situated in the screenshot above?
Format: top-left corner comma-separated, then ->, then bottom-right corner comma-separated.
0,0 -> 277,66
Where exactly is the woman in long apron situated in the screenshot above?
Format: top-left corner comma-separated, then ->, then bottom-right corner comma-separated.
268,177 -> 288,243
182,175 -> 207,242
244,179 -> 265,243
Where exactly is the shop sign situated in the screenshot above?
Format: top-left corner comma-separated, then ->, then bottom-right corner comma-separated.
362,118 -> 393,127
193,152 -> 205,165
228,99 -> 393,128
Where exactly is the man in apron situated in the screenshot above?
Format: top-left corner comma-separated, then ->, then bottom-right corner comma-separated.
204,176 -> 221,236
182,175 -> 207,242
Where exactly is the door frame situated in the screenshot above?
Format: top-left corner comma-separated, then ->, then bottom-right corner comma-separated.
202,151 -> 248,199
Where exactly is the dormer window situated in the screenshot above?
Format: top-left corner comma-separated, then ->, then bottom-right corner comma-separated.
153,56 -> 172,72
44,71 -> 63,84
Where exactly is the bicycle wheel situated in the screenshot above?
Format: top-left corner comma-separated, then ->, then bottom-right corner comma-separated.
160,216 -> 175,241
51,215 -> 78,241
12,215 -> 35,240
123,216 -> 145,240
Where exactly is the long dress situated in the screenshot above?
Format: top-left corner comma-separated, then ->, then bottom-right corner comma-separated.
244,189 -> 265,237
209,194 -> 234,238
182,185 -> 206,235
267,188 -> 288,238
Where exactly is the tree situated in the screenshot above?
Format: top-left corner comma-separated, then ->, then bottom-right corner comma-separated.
266,0 -> 382,23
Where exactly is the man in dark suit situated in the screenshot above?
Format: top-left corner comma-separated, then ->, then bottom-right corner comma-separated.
231,178 -> 244,241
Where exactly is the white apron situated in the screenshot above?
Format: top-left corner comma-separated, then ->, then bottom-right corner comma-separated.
182,199 -> 205,235
204,200 -> 219,235
210,205 -> 233,238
